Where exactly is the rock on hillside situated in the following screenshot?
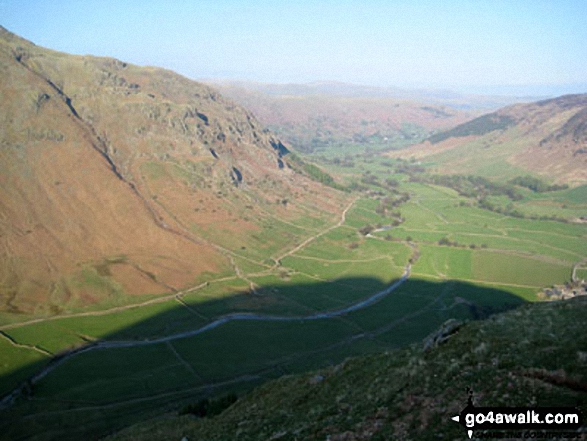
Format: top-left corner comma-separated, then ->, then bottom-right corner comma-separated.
0,27 -> 346,315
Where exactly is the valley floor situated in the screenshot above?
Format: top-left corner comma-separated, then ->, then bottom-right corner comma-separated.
0,160 -> 585,440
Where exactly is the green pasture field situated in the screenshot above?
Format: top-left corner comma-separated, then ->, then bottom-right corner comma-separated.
0,338 -> 49,396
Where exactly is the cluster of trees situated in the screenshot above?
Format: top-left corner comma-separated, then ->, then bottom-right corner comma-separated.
509,175 -> 568,193
180,393 -> 238,418
358,172 -> 401,192
438,236 -> 488,249
360,173 -> 380,187
395,163 -> 426,176
478,199 -> 569,223
427,113 -> 515,144
317,156 -> 356,168
410,174 -> 523,201
358,225 -> 375,236
375,194 -> 410,218
287,153 -> 348,191
478,199 -> 524,217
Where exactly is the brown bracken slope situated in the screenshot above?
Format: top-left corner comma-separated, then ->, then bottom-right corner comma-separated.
0,27 -> 346,315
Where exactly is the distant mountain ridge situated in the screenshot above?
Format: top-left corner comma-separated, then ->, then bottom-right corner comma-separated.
208,79 -> 542,108
210,81 -> 482,155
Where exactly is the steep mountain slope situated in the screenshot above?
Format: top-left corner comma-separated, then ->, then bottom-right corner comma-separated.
212,82 -> 477,154
388,94 -> 587,185
108,296 -> 587,440
0,27 -> 346,316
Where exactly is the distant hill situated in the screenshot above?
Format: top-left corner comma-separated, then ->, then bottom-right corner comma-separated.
389,94 -> 587,185
210,81 -> 480,155
107,295 -> 587,441
209,80 -> 538,108
0,27 -> 346,315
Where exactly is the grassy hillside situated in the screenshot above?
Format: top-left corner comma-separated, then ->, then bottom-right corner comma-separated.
107,296 -> 587,441
389,95 -> 587,185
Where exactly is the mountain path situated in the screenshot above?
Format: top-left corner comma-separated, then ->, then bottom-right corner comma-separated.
273,197 -> 358,266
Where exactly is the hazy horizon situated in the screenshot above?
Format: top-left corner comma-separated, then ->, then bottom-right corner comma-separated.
1,0 -> 586,97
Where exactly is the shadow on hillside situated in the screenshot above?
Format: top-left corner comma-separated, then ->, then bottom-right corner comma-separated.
0,276 -> 527,441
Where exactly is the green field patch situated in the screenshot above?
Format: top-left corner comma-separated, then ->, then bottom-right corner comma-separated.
515,194 -> 587,218
576,268 -> 587,281
295,237 -> 356,260
6,322 -> 87,354
463,282 -> 539,303
250,274 -> 386,313
346,290 -> 435,331
282,337 -> 388,374
292,223 -> 410,266
284,211 -> 333,231
320,225 -> 358,242
471,251 -> 571,287
185,275 -> 370,317
447,205 -> 507,222
400,203 -> 445,230
545,184 -> 587,205
172,318 -> 359,382
60,266 -> 126,308
231,255 -> 269,275
344,200 -> 389,228
447,233 -> 579,263
556,185 -> 587,205
57,300 -> 208,342
182,279 -> 257,316
282,255 -> 397,282
402,182 -> 455,199
416,198 -> 461,215
140,161 -> 168,181
0,338 -> 50,396
387,227 -> 447,244
35,344 -> 200,403
504,229 -> 587,257
434,221 -> 503,236
4,300 -> 211,356
411,245 -> 473,280
494,216 -> 587,235
244,221 -> 307,261
374,310 -> 450,347
358,238 -> 411,263
190,217 -> 308,263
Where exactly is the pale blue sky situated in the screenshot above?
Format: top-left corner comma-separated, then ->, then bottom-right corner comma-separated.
1,0 -> 586,95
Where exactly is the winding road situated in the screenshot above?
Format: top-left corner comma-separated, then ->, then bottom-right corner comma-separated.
1,263 -> 410,408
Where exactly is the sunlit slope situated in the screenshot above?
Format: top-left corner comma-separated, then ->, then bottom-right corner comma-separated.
389,94 -> 587,185
0,27 -> 347,316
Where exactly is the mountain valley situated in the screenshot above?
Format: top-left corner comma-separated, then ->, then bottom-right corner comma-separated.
0,26 -> 585,441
